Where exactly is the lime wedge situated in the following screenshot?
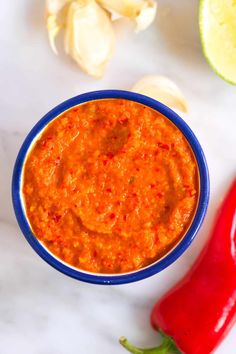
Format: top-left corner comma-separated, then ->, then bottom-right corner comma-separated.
199,0 -> 236,85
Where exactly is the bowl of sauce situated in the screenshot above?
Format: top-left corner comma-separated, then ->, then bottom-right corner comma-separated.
12,90 -> 209,284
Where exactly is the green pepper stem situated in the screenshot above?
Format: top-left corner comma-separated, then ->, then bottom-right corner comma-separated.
119,337 -> 160,354
119,331 -> 181,354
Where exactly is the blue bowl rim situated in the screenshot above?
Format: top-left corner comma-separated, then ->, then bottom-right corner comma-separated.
12,90 -> 210,285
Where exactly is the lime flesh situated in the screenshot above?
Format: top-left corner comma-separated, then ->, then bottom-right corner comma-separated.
199,0 -> 236,85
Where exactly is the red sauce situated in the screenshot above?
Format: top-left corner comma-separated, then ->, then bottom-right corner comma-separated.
23,99 -> 198,273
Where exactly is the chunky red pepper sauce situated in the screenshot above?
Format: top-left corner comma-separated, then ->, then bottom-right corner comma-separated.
23,99 -> 198,274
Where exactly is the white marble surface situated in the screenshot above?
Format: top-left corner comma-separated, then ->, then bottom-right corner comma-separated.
0,1 -> 235,353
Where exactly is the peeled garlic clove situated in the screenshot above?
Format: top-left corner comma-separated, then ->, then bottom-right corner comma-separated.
64,0 -> 115,78
132,76 -> 188,113
97,0 -> 157,32
46,0 -> 71,53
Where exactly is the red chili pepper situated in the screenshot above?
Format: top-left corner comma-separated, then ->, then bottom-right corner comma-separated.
120,179 -> 236,354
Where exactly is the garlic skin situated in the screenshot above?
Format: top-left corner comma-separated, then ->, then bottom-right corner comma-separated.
46,0 -> 71,53
132,76 -> 188,113
97,0 -> 157,31
64,0 -> 115,78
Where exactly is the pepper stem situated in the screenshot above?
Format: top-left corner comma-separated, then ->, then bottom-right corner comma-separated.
119,331 -> 181,354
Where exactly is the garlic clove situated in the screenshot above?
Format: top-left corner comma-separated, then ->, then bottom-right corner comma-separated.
97,0 -> 157,31
46,0 -> 71,14
46,0 -> 72,53
135,1 -> 157,32
132,76 -> 188,113
64,0 -> 115,78
46,15 -> 61,53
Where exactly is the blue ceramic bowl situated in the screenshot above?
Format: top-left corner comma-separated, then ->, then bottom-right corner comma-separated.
12,90 -> 210,285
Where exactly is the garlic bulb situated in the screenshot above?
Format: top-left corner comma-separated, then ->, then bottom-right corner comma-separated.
46,0 -> 157,77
